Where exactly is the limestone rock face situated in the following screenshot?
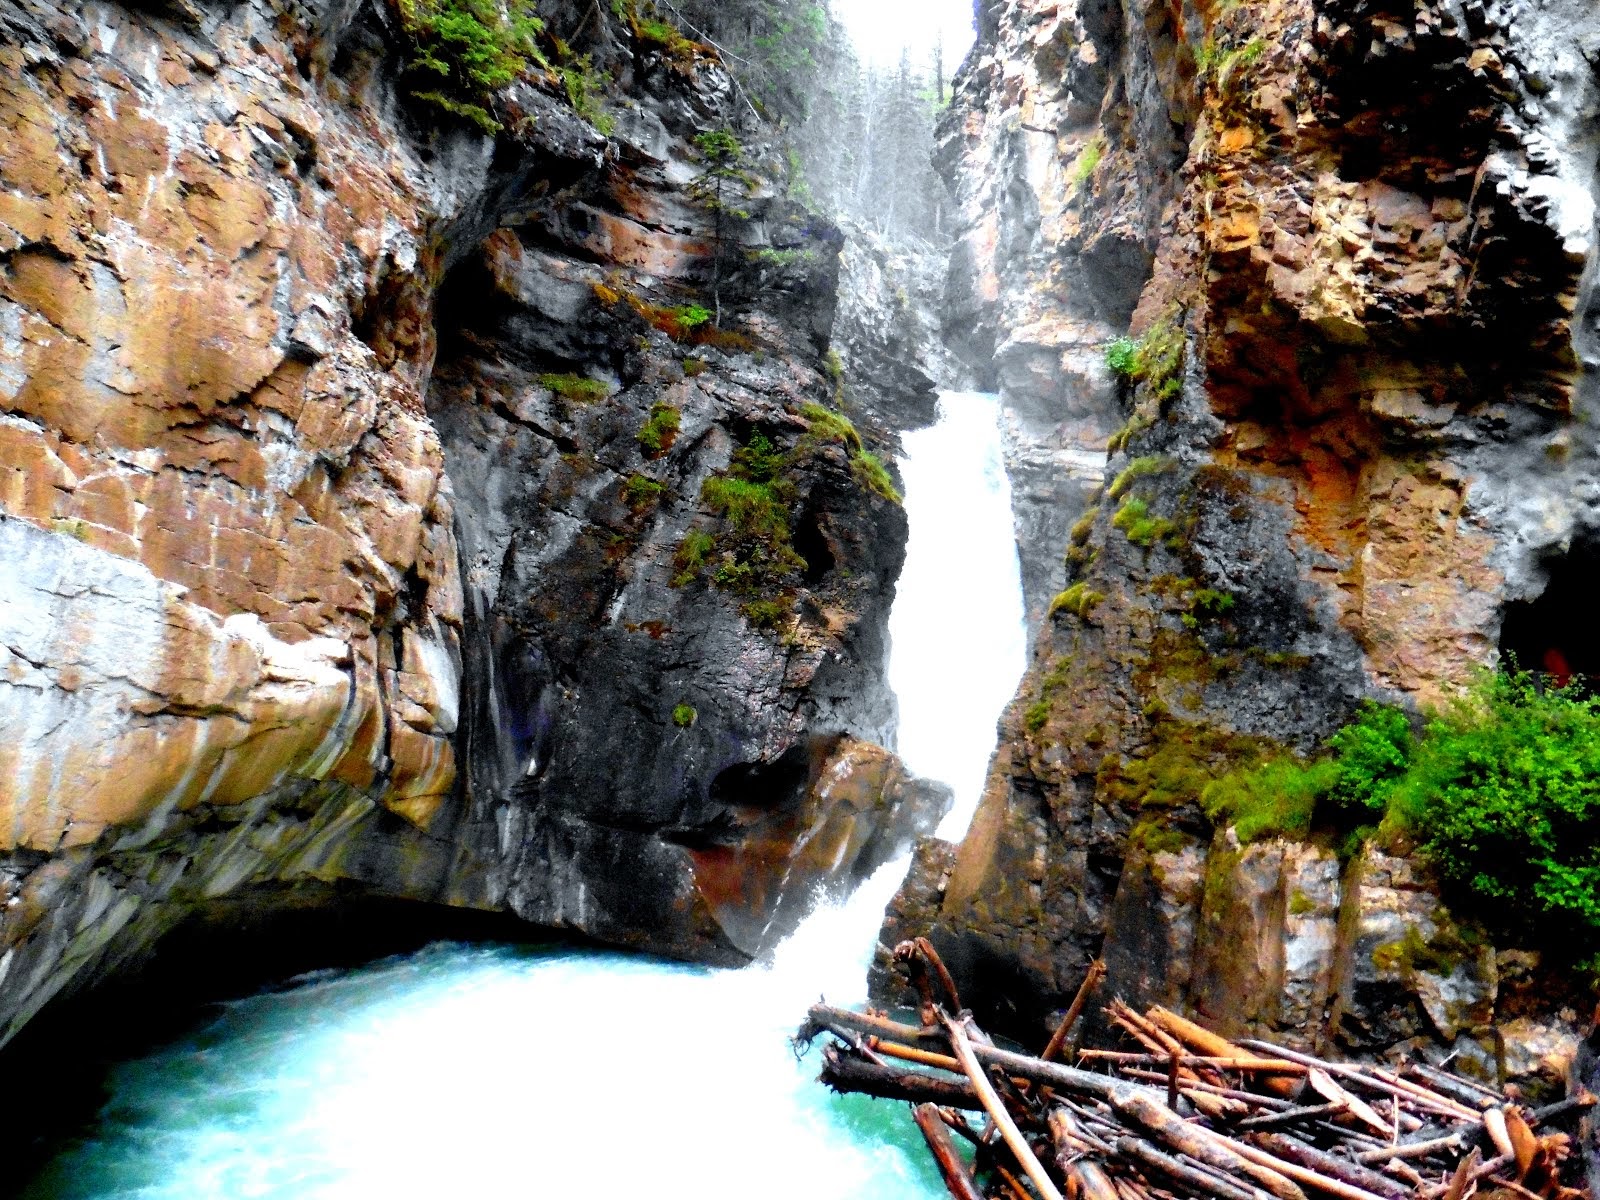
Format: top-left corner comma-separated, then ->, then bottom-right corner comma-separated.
879,0 -> 1600,1083
0,0 -> 938,1043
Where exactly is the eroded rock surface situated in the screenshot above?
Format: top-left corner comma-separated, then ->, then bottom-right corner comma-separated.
0,0 -> 940,1044
880,0 -> 1600,1090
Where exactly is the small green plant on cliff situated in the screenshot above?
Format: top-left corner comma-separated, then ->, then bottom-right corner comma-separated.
677,430 -> 805,623
1192,675 -> 1600,967
802,402 -> 862,450
395,0 -> 546,133
622,473 -> 665,510
803,404 -> 903,504
672,529 -> 716,586
1072,134 -> 1106,189
559,56 -> 614,134
672,702 -> 697,728
540,372 -> 609,403
1050,582 -> 1104,621
1104,317 -> 1185,404
1113,496 -> 1176,547
637,402 -> 682,457
851,451 -> 901,504
1387,670 -> 1600,966
1202,755 -> 1340,844
1108,455 -> 1175,500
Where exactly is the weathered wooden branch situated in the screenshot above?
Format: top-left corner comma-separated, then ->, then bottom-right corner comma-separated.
915,1103 -> 986,1200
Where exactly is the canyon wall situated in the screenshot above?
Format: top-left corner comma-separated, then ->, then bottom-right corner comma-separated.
0,0 -> 939,1046
881,0 -> 1600,1092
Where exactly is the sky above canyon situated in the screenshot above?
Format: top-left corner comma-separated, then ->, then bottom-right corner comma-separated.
834,0 -> 977,69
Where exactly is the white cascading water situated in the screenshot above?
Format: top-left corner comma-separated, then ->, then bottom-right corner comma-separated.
22,393 -> 1028,1200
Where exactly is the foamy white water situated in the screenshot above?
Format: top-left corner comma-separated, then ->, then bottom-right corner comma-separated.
889,392 -> 1029,838
22,393 -> 1027,1200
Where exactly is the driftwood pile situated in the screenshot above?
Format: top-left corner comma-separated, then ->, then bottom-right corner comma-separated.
798,939 -> 1594,1200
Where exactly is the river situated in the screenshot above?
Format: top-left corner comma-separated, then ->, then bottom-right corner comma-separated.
21,392 -> 1028,1200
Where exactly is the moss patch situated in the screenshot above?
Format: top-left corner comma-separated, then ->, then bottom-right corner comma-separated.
1113,496 -> 1176,547
540,372 -> 609,403
1049,583 -> 1104,620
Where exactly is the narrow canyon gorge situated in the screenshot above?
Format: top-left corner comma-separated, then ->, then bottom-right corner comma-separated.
3,0 -> 1600,1192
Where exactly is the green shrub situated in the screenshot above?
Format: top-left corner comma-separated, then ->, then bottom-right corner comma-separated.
1388,671 -> 1600,964
637,402 -> 681,457
741,598 -> 788,628
672,529 -> 715,586
802,402 -> 862,450
1324,701 -> 1412,818
622,473 -> 665,509
682,358 -> 707,378
1025,699 -> 1051,732
540,372 -> 609,403
676,304 -> 714,332
672,702 -> 697,728
1191,588 -> 1235,616
395,0 -> 546,132
679,431 -> 804,614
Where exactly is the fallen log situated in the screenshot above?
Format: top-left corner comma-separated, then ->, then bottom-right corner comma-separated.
819,1044 -> 981,1109
947,1016 -> 1066,1200
1249,1133 -> 1411,1200
915,1103 -> 987,1200
1114,1137 -> 1270,1200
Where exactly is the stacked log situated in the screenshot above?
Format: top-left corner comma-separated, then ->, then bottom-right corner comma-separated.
799,941 -> 1593,1200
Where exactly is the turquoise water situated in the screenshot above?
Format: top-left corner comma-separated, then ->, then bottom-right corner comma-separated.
20,393 -> 1027,1200
23,893 -> 941,1200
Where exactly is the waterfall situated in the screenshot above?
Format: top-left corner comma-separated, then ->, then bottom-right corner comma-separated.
21,393 -> 1028,1200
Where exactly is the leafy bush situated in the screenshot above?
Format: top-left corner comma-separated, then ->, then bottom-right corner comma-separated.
1389,672 -> 1600,963
637,402 -> 681,457
1324,701 -> 1412,819
395,0 -> 546,132
1190,675 -> 1600,965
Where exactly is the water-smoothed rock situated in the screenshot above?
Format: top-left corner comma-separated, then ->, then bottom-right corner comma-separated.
879,0 -> 1600,1078
0,0 -> 941,1045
